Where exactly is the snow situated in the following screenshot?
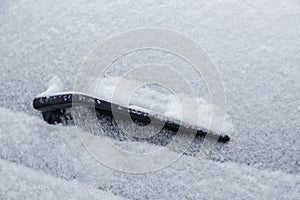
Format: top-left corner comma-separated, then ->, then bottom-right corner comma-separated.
0,107 -> 299,199
37,75 -> 65,97
0,159 -> 126,200
37,75 -> 234,135
1,0 -> 300,199
95,76 -> 234,134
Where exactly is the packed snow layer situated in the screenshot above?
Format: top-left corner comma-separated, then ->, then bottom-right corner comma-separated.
0,107 -> 299,199
0,0 -> 300,199
0,159 -> 126,200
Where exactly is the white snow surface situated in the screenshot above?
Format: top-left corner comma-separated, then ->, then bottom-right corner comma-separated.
0,107 -> 299,199
0,0 -> 299,199
0,158 -> 126,200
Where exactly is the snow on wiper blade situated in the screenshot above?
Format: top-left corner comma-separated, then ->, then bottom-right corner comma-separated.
33,92 -> 230,143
